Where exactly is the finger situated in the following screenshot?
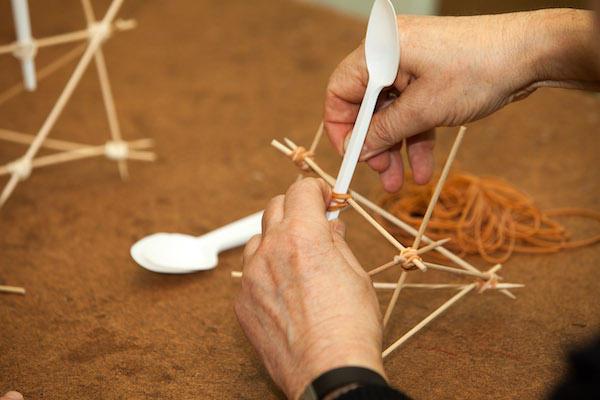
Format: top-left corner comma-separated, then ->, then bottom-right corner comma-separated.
362,79 -> 439,158
365,151 -> 390,173
329,219 -> 367,276
283,178 -> 331,221
406,129 -> 435,185
324,48 -> 368,155
0,392 -> 24,400
379,148 -> 405,193
262,195 -> 284,234
242,234 -> 262,267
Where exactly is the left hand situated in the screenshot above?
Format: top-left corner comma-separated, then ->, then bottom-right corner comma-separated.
234,178 -> 385,399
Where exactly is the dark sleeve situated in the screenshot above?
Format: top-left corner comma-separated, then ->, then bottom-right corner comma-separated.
335,385 -> 411,400
550,334 -> 600,399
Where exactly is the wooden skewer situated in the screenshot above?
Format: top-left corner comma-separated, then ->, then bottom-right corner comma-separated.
80,0 -> 128,180
81,2 -> 125,179
0,285 -> 26,295
277,145 -> 515,300
0,0 -> 125,207
0,146 -> 154,177
0,129 -> 153,152
308,122 -> 324,153
416,238 -> 451,255
383,283 -> 475,358
273,139 -> 427,272
0,19 -> 136,55
0,43 -> 86,107
423,262 -> 498,280
383,270 -> 407,327
230,271 -> 521,292
368,259 -> 400,277
231,269 -> 521,294
374,282 -> 524,290
368,238 -> 450,276
412,126 -> 466,250
81,0 -> 95,21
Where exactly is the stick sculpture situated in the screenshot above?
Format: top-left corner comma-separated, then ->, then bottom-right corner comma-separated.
268,124 -> 523,359
0,0 -> 155,209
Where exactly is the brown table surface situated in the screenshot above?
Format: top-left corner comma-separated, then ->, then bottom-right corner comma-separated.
1,1 -> 599,399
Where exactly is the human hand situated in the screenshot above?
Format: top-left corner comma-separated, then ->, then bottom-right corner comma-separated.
324,9 -> 598,192
234,178 -> 384,399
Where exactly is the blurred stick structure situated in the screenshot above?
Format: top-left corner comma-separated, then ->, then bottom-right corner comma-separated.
270,125 -> 523,359
0,0 -> 154,209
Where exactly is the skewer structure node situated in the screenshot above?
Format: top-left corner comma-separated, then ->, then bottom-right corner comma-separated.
395,247 -> 421,271
88,21 -> 111,43
287,145 -> 314,173
104,140 -> 129,161
12,40 -> 37,61
6,157 -> 32,180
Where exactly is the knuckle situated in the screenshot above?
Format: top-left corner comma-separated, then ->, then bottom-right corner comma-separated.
370,116 -> 395,147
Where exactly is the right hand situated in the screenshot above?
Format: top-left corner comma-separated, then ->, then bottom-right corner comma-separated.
234,178 -> 384,400
324,9 -> 598,192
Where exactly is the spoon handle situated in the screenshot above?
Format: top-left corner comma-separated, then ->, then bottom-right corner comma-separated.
199,210 -> 264,253
327,81 -> 382,220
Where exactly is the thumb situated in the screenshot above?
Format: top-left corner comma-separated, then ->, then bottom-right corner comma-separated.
359,80 -> 437,160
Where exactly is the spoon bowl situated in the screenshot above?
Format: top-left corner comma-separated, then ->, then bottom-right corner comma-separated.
131,233 -> 218,273
130,210 -> 263,274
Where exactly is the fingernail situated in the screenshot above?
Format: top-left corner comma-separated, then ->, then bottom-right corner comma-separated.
358,146 -> 379,161
342,135 -> 351,154
331,220 -> 346,237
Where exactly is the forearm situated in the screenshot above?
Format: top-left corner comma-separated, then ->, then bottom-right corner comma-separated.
528,8 -> 600,90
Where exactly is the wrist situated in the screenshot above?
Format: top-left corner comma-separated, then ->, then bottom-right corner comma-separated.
289,331 -> 385,399
526,9 -> 599,89
299,366 -> 388,400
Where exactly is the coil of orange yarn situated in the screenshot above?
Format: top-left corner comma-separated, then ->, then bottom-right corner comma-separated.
374,172 -> 600,264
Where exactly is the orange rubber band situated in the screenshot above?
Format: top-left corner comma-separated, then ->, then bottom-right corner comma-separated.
328,191 -> 352,212
375,171 -> 600,263
398,247 -> 421,271
288,146 -> 314,173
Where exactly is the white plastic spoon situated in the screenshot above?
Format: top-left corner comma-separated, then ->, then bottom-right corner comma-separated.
130,210 -> 263,274
11,0 -> 37,91
326,0 -> 399,220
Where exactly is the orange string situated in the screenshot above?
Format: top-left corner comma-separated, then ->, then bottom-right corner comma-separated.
374,172 -> 600,263
328,192 -> 352,212
288,146 -> 314,173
